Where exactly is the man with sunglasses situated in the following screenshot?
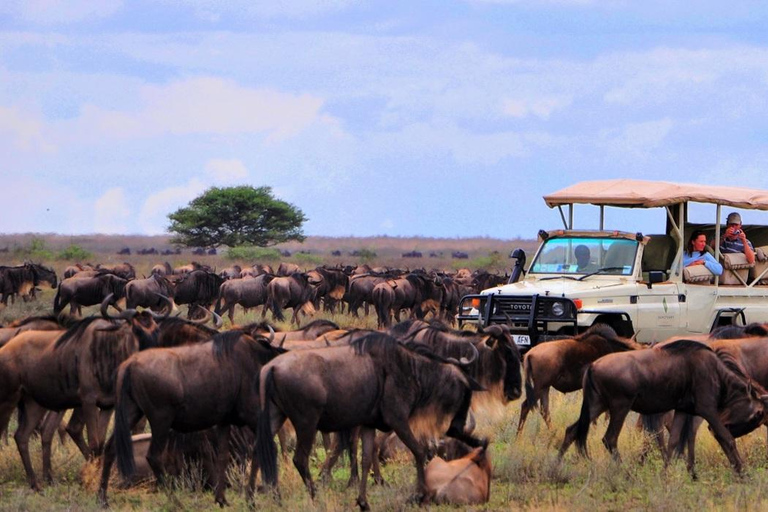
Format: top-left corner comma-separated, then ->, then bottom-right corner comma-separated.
720,212 -> 755,264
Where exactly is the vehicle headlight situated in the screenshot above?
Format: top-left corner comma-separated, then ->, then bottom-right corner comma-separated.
551,301 -> 565,317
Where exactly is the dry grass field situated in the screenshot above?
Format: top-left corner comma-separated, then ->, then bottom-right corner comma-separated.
2,238 -> 768,511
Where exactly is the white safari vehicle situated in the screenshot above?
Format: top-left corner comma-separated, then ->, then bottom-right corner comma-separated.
458,179 -> 768,350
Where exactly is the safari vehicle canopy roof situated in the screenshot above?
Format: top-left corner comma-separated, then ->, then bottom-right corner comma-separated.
544,179 -> 768,210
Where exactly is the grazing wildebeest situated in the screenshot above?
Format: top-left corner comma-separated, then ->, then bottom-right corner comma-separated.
0,263 -> 58,306
307,266 -> 349,313
97,330 -> 286,507
256,332 -> 486,511
96,262 -> 136,280
266,272 -> 317,325
214,274 -> 274,323
172,269 -> 225,319
0,304 -> 163,490
53,273 -> 128,316
125,274 -> 177,313
150,261 -> 174,277
425,445 -> 492,505
558,340 -> 768,475
517,324 -> 642,435
276,262 -> 301,276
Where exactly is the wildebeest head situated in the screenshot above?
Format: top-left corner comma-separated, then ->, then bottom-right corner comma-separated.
480,324 -> 523,402
29,263 -> 57,289
714,349 -> 768,437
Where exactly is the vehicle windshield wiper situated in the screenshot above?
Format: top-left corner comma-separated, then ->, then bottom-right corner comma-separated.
577,267 -> 626,281
539,275 -> 579,281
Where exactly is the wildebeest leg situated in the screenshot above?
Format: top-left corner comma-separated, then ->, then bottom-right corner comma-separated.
601,405 -> 631,461
319,432 -> 338,484
293,424 -> 319,498
146,421 -> 173,489
64,408 -> 92,459
540,388 -> 553,428
518,384 -> 550,436
82,402 -> 106,458
701,413 -> 743,474
390,425 -> 429,504
371,431 -> 388,485
666,413 -> 701,478
40,410 -> 65,484
15,398 -> 49,491
213,425 -> 231,507
356,427 -> 376,512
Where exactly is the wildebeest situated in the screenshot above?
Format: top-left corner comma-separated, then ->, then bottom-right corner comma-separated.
53,273 -> 128,316
95,262 -> 136,280
63,263 -> 94,279
345,271 -> 400,318
0,304 -> 163,490
0,263 -> 58,306
256,332 -> 486,510
558,340 -> 768,474
275,262 -> 301,276
214,274 -> 274,323
372,273 -> 442,328
244,319 -> 340,348
517,324 -> 642,435
307,266 -> 349,313
240,264 -> 273,278
266,273 -> 317,325
425,445 -> 491,505
97,330 -> 286,507
150,261 -> 174,277
219,265 -> 242,281
173,261 -> 211,275
0,315 -> 73,349
124,274 -> 177,313
172,269 -> 224,319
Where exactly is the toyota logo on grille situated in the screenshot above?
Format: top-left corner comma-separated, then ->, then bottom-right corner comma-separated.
510,304 -> 531,311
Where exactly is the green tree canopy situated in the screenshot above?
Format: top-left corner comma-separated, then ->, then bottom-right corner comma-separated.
167,186 -> 307,248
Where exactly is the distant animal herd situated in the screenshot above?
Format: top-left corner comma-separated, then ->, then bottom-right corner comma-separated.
1,259 -> 768,509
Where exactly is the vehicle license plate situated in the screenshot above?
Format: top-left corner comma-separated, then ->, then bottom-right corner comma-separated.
512,334 -> 531,345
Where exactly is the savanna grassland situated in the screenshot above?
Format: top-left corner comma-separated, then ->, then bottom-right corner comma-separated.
1,237 -> 768,511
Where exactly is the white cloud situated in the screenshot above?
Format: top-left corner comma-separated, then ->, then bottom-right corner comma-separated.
502,95 -> 573,119
0,0 -> 123,25
204,159 -> 249,184
0,106 -> 56,152
72,77 -> 328,143
138,178 -> 208,235
597,118 -> 674,158
94,188 -> 131,234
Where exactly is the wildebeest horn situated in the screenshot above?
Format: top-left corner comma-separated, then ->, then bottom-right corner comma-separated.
189,306 -> 213,324
147,293 -> 173,321
266,325 -> 276,344
212,310 -> 223,329
322,335 -> 331,347
447,342 -> 479,367
100,294 -> 123,320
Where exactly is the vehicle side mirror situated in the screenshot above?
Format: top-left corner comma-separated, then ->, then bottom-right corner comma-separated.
508,249 -> 526,284
647,271 -> 665,288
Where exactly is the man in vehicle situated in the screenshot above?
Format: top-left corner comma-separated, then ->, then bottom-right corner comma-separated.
720,212 -> 755,264
574,245 -> 597,272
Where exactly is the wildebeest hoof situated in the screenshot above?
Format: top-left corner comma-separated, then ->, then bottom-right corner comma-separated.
356,497 -> 370,511
215,496 -> 228,507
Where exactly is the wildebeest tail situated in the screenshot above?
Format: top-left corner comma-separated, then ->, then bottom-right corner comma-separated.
52,284 -> 63,314
115,366 -> 137,479
675,413 -> 695,458
523,354 -> 536,411
256,367 -> 279,486
214,288 -> 224,315
268,295 -> 285,322
574,366 -> 595,457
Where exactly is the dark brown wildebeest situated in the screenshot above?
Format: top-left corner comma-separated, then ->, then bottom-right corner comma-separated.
345,271 -> 399,318
97,330 -> 286,507
150,261 -> 174,277
53,273 -> 128,316
558,340 -> 768,474
214,274 -> 274,323
307,266 -> 349,313
125,274 -> 177,313
425,445 -> 492,505
219,264 -> 242,281
0,263 -> 58,306
266,272 -> 317,325
516,324 -> 642,435
372,273 -> 443,328
0,305 -> 163,490
96,262 -> 136,280
172,269 -> 225,319
276,262 -> 302,276
256,332 -> 486,511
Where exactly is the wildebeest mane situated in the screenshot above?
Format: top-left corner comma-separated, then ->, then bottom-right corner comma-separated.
710,323 -> 768,339
212,331 -> 285,362
575,324 -> 638,352
351,332 -> 466,368
158,316 -> 219,338
54,316 -> 105,349
657,339 -> 713,354
8,315 -> 70,328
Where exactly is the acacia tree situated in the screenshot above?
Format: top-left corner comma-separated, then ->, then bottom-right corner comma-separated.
167,186 -> 307,248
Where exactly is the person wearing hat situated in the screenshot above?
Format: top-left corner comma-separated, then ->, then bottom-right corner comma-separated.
720,212 -> 755,264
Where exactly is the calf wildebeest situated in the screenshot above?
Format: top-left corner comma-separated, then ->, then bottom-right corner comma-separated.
172,269 -> 224,319
425,445 -> 491,505
256,332 -> 486,511
97,330 -> 286,507
558,340 -> 768,475
516,324 -> 642,435
214,274 -> 274,323
125,274 -> 177,313
0,304 -> 163,490
53,273 -> 128,316
266,272 -> 317,325
0,263 -> 58,306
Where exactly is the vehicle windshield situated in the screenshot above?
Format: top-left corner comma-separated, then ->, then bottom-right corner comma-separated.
529,237 -> 638,275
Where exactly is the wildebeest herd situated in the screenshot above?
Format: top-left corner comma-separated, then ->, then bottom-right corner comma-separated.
2,259 -> 768,509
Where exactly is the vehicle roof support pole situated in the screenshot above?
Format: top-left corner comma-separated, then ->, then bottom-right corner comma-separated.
599,205 -> 605,231
568,204 -> 573,230
666,205 -> 683,277
557,205 -> 569,230
715,204 -> 722,286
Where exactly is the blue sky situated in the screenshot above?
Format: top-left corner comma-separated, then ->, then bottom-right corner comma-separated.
3,1 -> 768,239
